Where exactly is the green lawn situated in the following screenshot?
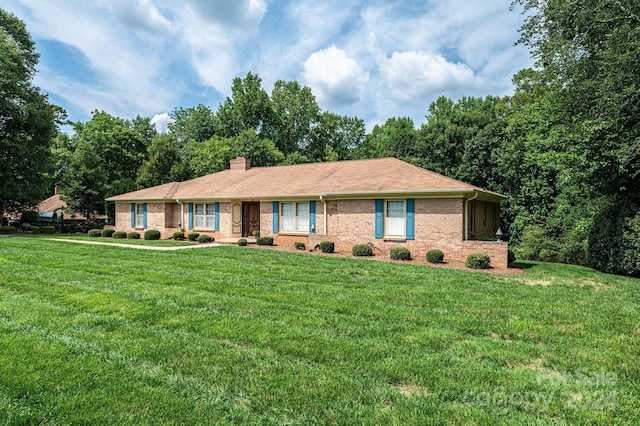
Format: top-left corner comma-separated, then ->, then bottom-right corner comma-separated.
0,237 -> 638,425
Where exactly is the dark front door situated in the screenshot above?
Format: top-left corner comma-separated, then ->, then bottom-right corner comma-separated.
242,202 -> 260,237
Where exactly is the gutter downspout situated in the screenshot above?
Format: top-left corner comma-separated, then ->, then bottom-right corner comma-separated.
319,195 -> 327,236
176,199 -> 184,232
464,191 -> 479,241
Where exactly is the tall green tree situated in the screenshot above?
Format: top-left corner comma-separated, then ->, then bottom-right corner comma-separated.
168,104 -> 216,149
137,134 -> 190,188
307,112 -> 366,161
0,9 -> 62,214
357,117 -> 417,160
61,140 -> 106,220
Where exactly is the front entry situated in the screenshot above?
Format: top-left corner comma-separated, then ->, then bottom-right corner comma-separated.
242,202 -> 260,237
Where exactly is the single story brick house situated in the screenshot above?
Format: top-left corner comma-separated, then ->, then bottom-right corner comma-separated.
107,157 -> 508,267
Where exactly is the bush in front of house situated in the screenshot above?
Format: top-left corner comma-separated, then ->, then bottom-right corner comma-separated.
352,244 -> 373,257
466,254 -> 491,269
238,238 -> 248,246
426,249 -> 445,263
173,231 -> 185,240
197,234 -> 213,243
112,231 -> 127,239
28,225 -> 40,234
101,229 -> 115,238
126,232 -> 140,239
319,241 -> 335,253
88,229 -> 102,237
188,232 -> 200,241
256,237 -> 274,246
390,247 -> 411,260
295,242 -> 306,250
144,230 -> 161,240
0,226 -> 17,234
40,226 -> 56,234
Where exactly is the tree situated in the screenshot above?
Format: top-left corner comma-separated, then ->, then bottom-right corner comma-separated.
61,140 -> 106,220
231,129 -> 284,167
268,80 -> 320,154
168,104 -> 216,149
187,136 -> 234,177
137,134 -> 190,188
357,117 -> 417,160
306,112 -> 366,161
0,9 -> 61,214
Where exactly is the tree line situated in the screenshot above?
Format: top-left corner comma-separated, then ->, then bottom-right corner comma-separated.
2,2 -> 638,276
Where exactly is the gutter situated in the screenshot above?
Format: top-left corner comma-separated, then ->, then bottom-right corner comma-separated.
319,195 -> 327,236
464,191 -> 479,241
176,199 -> 184,232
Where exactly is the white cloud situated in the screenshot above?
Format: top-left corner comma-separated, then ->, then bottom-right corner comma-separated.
151,112 -> 173,133
302,46 -> 369,108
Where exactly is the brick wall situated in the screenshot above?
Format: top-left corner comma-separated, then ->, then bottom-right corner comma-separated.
462,241 -> 508,269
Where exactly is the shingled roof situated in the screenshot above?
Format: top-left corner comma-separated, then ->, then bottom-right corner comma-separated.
106,157 -> 505,202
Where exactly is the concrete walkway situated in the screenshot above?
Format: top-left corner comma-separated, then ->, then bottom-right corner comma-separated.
46,238 -> 221,251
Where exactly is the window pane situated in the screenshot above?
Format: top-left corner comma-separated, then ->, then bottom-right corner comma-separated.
296,217 -> 309,232
205,216 -> 215,229
206,203 -> 215,214
387,201 -> 404,217
195,217 -> 204,227
136,214 -> 144,226
195,204 -> 204,215
386,217 -> 404,236
281,203 -> 293,217
281,217 -> 294,231
296,202 -> 309,217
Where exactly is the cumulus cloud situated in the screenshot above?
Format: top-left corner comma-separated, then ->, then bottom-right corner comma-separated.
302,46 -> 369,108
381,50 -> 481,102
151,112 -> 173,133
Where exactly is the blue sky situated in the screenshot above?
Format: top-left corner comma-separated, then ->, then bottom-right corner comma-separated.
5,0 -> 533,131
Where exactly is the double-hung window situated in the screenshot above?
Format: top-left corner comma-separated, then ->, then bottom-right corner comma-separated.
385,200 -> 405,237
280,202 -> 309,233
135,203 -> 145,228
194,203 -> 216,229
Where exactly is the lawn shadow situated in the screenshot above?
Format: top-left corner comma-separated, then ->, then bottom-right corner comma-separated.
510,261 -> 536,270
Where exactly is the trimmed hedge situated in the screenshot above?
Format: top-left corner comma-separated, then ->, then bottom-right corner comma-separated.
173,231 -> 185,241
126,232 -> 140,239
112,231 -> 127,239
238,238 -> 248,246
40,226 -> 55,234
187,232 -> 200,241
466,254 -> 491,269
256,237 -> 274,246
28,225 -> 40,234
144,230 -> 161,240
319,241 -> 335,253
87,229 -> 102,238
352,244 -> 373,257
426,249 -> 445,263
101,228 -> 115,238
197,234 -> 213,243
295,242 -> 306,250
0,226 -> 17,234
390,247 -> 411,260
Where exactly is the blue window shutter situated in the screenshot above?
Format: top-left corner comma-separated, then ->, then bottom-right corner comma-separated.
272,201 -> 279,234
375,199 -> 383,239
142,203 -> 148,229
188,203 -> 193,230
214,202 -> 220,231
130,203 -> 135,228
309,201 -> 316,234
406,198 -> 415,240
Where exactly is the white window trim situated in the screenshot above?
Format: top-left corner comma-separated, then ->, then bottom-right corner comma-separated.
193,203 -> 216,231
384,200 -> 406,238
280,201 -> 310,234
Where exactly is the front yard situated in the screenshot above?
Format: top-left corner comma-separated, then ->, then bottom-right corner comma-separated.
0,237 -> 638,424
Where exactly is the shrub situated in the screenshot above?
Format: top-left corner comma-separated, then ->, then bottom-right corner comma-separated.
101,228 -> 116,238
352,244 -> 373,256
390,247 -> 411,260
0,226 -> 17,234
28,225 -> 40,234
144,230 -> 161,240
67,223 -> 80,233
319,241 -> 335,253
88,229 -> 102,238
508,248 -> 517,266
426,249 -> 445,263
238,238 -> 248,246
41,226 -> 56,234
126,232 -> 140,239
295,242 -> 306,250
517,225 -> 559,262
252,230 -> 260,238
256,237 -> 274,246
112,231 -> 127,239
188,232 -> 200,241
466,254 -> 491,269
20,211 -> 38,224
172,231 -> 185,240
197,234 -> 213,243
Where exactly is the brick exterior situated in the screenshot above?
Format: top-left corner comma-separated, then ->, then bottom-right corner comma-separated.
114,197 -> 508,268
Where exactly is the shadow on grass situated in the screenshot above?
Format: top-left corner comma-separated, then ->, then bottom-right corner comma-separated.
510,261 -> 537,270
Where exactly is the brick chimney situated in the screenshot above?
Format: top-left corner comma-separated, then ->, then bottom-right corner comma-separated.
230,156 -> 251,171
54,183 -> 62,195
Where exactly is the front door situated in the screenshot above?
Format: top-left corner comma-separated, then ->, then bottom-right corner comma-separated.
231,203 -> 242,237
242,202 -> 260,237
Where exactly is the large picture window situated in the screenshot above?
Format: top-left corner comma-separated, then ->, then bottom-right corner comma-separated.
385,200 -> 405,237
194,203 -> 216,229
280,202 -> 309,233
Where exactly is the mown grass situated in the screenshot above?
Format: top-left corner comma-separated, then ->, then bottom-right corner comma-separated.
43,234 -> 197,246
0,237 -> 638,425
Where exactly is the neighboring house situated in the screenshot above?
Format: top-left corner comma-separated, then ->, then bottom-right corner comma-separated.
107,157 -> 509,267
38,184 -> 107,223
